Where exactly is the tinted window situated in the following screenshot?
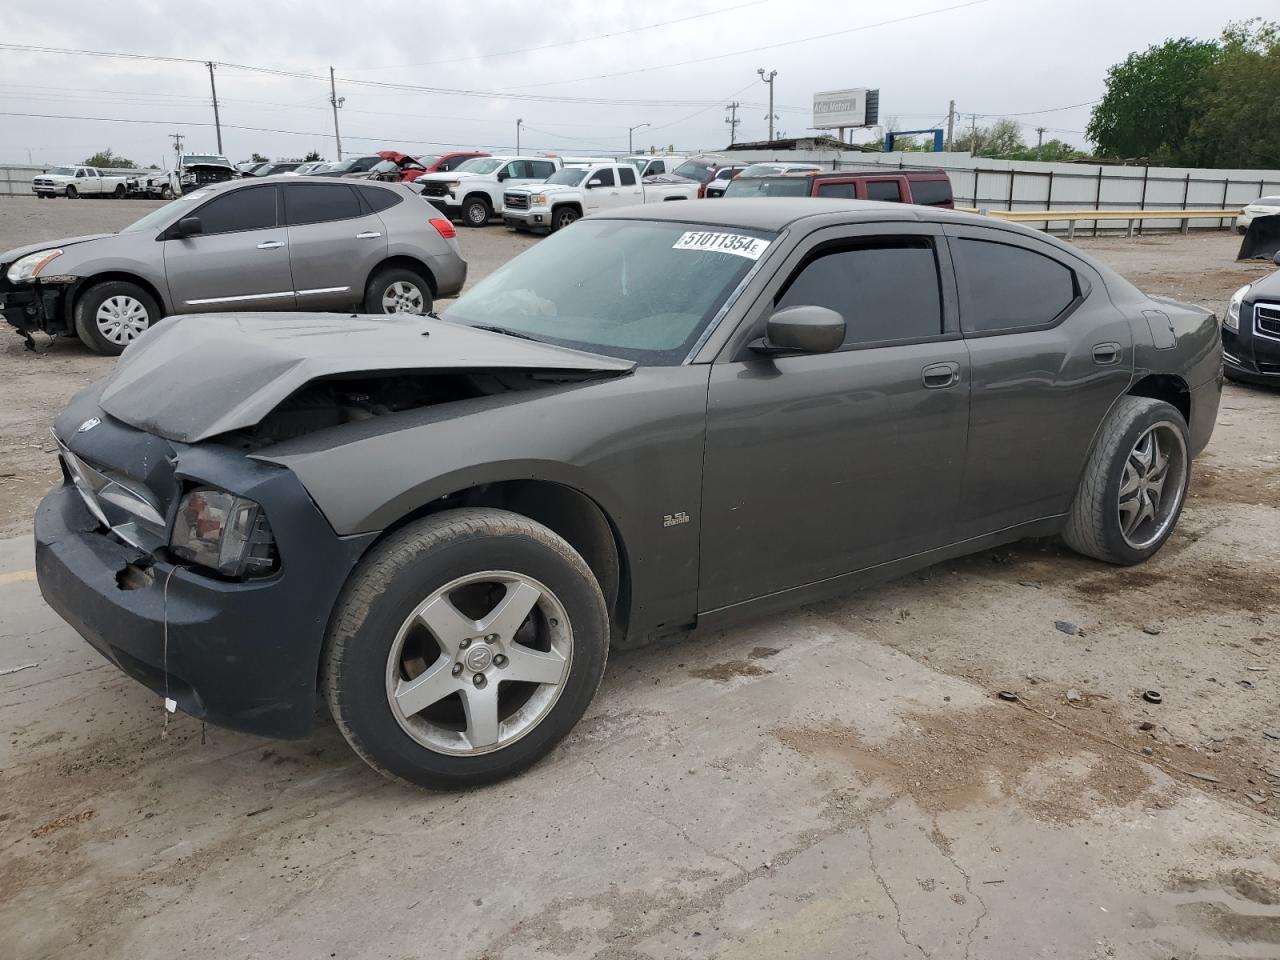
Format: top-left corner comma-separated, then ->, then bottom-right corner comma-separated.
284,183 -> 361,225
714,167 -> 739,181
502,161 -> 528,179
673,159 -> 714,181
649,160 -> 665,175
776,240 -> 942,346
618,167 -> 637,186
590,168 -> 616,187
816,182 -> 856,199
193,185 -> 277,234
865,180 -> 902,202
529,160 -> 557,179
911,178 -> 953,206
357,186 -> 401,213
952,238 -> 1076,333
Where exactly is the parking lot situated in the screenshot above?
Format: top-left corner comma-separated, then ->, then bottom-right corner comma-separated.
2,196 -> 1278,958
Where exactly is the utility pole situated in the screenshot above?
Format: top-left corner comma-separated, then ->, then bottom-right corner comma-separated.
725,102 -> 741,146
946,99 -> 956,151
206,62 -> 223,155
970,113 -> 978,154
516,118 -> 523,155
329,67 -> 344,160
628,122 -> 650,154
170,132 -> 185,168
1035,126 -> 1046,159
757,68 -> 778,142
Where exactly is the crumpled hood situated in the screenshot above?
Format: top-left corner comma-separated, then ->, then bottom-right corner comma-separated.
97,312 -> 635,443
0,234 -> 113,266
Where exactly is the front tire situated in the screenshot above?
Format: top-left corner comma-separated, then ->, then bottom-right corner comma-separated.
462,195 -> 491,227
364,266 -> 432,315
323,508 -> 610,789
65,185 -> 78,199
1062,396 -> 1190,565
159,184 -> 174,200
73,280 -> 160,355
550,205 -> 580,232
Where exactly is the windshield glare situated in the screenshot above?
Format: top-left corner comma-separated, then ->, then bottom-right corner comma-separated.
545,168 -> 586,186
673,159 -> 713,181
455,158 -> 503,174
120,191 -> 211,233
443,220 -> 771,364
184,156 -> 228,166
723,177 -> 810,198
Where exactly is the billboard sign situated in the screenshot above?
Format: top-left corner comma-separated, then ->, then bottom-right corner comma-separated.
812,88 -> 880,129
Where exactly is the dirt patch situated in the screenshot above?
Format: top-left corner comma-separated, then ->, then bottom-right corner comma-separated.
689,659 -> 769,681
30,808 -> 95,838
774,704 -> 1155,824
1070,560 -> 1280,617
1190,463 -> 1280,509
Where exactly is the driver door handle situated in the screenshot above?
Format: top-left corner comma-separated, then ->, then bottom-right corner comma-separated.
257,240 -> 284,249
922,361 -> 961,388
356,231 -> 382,239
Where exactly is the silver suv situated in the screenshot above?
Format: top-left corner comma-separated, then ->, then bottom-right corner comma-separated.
0,176 -> 467,354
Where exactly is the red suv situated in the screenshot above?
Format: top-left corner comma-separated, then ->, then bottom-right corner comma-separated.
722,168 -> 954,207
369,151 -> 490,183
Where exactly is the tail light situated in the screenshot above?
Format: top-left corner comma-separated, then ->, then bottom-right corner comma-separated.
697,182 -> 707,199
430,218 -> 457,239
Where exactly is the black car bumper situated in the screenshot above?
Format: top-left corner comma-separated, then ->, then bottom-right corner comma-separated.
35,398 -> 377,739
1222,319 -> 1280,387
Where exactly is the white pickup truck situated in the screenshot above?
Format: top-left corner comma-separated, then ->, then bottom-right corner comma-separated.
31,165 -> 132,199
415,156 -> 562,227
623,154 -> 688,178
502,161 -> 693,233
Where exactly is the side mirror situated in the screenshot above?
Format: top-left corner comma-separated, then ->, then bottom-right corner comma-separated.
587,178 -> 604,188
496,171 -> 508,182
175,216 -> 203,239
753,305 -> 846,355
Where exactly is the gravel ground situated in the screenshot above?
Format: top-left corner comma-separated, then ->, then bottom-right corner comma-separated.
1,197 -> 1278,958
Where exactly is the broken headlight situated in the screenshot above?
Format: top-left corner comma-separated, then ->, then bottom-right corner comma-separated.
1226,284 -> 1250,331
170,487 -> 277,577
6,248 -> 63,284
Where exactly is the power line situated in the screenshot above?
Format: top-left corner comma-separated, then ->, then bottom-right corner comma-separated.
348,0 -> 775,70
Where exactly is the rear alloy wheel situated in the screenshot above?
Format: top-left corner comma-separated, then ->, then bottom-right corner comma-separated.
73,281 -> 160,356
1063,396 -> 1190,565
462,196 -> 491,227
551,206 -> 580,232
365,267 -> 432,316
65,185 -> 78,199
323,508 -> 609,789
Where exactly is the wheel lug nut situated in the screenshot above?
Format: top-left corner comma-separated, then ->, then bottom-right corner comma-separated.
459,638 -> 471,649
484,633 -> 499,643
494,654 -> 508,668
473,674 -> 486,688
549,618 -> 559,627
452,663 -> 463,677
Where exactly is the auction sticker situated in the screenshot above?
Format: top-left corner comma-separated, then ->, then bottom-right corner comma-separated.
672,231 -> 770,260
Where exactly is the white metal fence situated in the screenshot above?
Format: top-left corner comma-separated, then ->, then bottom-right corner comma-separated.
0,164 -> 43,196
721,149 -> 1280,234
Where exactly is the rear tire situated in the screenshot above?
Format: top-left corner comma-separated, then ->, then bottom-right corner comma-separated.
364,266 -> 432,315
73,280 -> 160,356
322,508 -> 610,789
462,196 -> 491,228
113,184 -> 126,198
1062,396 -> 1190,565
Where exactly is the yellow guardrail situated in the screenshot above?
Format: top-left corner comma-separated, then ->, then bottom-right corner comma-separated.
956,207 -> 1241,239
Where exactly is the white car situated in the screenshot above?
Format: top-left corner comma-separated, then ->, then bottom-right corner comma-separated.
704,162 -> 823,199
1237,197 -> 1280,234
31,165 -> 131,200
416,156 -> 562,227
623,155 -> 687,178
501,162 -> 646,233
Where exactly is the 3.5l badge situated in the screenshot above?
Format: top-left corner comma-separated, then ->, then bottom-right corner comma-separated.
663,511 -> 690,528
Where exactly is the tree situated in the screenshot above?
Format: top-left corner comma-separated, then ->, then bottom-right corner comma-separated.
1086,37 -> 1220,163
82,149 -> 137,169
251,152 -> 269,163
303,149 -> 323,162
1186,20 -> 1280,168
952,118 -> 1026,158
1003,139 -> 1087,162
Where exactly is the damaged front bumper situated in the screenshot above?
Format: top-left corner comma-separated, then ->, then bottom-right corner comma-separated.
1,277 -> 76,339
35,389 -> 377,738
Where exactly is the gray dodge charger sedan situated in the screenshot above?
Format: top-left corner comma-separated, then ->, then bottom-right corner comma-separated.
1,176 -> 466,354
36,200 -> 1222,788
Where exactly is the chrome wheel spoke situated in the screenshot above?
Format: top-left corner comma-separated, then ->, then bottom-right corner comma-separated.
416,595 -> 478,657
479,581 -> 541,640
503,644 -> 568,685
394,657 -> 458,717
1115,423 -> 1187,550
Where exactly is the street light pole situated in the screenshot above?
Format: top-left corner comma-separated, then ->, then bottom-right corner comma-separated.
516,118 -> 523,156
628,122 -> 650,154
329,67 -> 345,160
757,67 -> 778,142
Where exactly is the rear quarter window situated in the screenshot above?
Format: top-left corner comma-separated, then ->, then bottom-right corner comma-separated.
910,178 -> 953,206
358,186 -> 402,213
951,238 -> 1078,333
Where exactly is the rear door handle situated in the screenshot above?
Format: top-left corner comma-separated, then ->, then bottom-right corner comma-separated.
356,231 -> 382,239
1092,342 -> 1122,365
257,240 -> 284,249
922,361 -> 961,388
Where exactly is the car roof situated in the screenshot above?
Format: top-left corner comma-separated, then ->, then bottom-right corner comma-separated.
764,168 -> 947,180
193,174 -> 405,194
596,197 -> 991,233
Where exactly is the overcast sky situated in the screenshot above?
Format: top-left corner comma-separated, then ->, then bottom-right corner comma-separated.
1,0 -> 1275,167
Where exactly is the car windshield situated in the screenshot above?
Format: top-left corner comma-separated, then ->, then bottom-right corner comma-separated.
47,167 -> 76,176
672,159 -> 714,181
119,191 -> 213,233
370,160 -> 399,173
723,177 -> 811,198
455,158 -> 504,174
545,168 -> 587,186
625,158 -> 647,171
443,219 -> 772,364
418,155 -> 442,167
184,156 -> 228,166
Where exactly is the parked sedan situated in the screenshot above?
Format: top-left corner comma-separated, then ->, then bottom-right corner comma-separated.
1222,253 -> 1280,385
316,156 -> 384,178
1237,196 -> 1280,234
0,177 -> 466,354
34,200 -> 1220,788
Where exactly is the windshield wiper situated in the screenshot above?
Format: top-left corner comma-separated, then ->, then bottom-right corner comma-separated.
468,324 -> 545,343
